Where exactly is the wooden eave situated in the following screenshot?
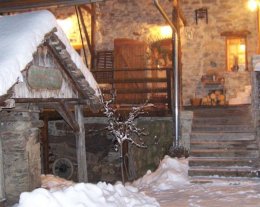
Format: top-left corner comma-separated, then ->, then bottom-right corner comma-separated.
221,30 -> 251,38
44,29 -> 102,112
0,0 -> 104,13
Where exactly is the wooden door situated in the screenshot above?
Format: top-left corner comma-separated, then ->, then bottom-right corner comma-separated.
114,38 -> 148,104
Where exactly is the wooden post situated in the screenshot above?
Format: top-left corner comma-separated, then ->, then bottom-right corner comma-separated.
75,105 -> 88,182
0,138 -> 5,202
166,69 -> 172,112
42,114 -> 49,174
91,4 -> 96,70
257,7 -> 260,54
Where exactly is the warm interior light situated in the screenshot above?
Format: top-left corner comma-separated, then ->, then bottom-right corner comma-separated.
57,18 -> 73,35
239,44 -> 246,52
248,0 -> 258,11
227,38 -> 246,71
160,26 -> 172,38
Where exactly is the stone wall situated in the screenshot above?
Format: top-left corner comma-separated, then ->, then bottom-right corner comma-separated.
95,0 -> 173,50
251,71 -> 260,167
180,0 -> 257,105
48,115 -> 193,182
93,0 -> 257,105
130,117 -> 173,178
0,105 -> 42,206
51,6 -> 91,47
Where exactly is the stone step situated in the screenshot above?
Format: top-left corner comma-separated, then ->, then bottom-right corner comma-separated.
190,149 -> 259,158
190,140 -> 258,150
189,176 -> 260,184
188,166 -> 257,177
192,124 -> 254,132
191,132 -> 256,141
193,107 -> 251,117
189,157 -> 256,167
193,117 -> 252,125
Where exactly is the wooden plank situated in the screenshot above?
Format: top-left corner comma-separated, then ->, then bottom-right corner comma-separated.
14,98 -> 91,105
0,0 -> 104,12
55,102 -> 79,132
0,139 -> 5,202
95,78 -> 168,84
91,4 -> 96,69
101,87 -> 168,94
75,105 -> 88,182
114,97 -> 168,104
45,43 -> 85,98
41,114 -> 49,174
78,7 -> 93,61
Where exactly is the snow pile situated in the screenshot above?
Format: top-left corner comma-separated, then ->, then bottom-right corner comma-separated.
0,10 -> 99,96
15,182 -> 159,207
15,156 -> 189,207
133,155 -> 189,191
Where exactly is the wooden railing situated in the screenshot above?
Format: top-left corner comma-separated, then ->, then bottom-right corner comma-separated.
92,67 -> 172,110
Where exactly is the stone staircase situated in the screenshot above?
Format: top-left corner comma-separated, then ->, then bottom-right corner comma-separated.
189,105 -> 260,178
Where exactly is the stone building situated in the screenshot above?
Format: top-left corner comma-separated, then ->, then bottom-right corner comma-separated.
1,0 -> 260,205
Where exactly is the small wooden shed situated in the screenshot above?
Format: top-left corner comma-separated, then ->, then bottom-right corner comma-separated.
0,10 -> 101,205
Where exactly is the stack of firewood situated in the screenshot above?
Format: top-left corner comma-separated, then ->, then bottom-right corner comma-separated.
201,90 -> 225,106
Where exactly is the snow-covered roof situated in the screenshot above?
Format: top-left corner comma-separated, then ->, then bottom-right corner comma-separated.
0,10 -> 100,98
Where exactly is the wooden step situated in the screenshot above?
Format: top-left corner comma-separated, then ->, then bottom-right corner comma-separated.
190,149 -> 259,158
191,132 -> 256,141
193,117 -> 252,125
192,124 -> 254,132
193,105 -> 250,113
188,166 -> 257,177
190,140 -> 258,150
194,108 -> 251,118
189,157 -> 257,167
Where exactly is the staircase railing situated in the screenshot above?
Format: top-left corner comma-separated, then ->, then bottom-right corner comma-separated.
92,67 -> 172,111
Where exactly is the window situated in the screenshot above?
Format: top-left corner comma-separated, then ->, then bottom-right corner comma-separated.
226,37 -> 247,72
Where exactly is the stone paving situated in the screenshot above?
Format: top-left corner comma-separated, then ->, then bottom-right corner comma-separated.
145,178 -> 260,207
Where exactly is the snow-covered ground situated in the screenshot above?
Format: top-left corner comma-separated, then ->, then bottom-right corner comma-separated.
14,156 -> 260,207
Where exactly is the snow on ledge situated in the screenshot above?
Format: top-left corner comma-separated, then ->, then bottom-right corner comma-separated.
0,10 -> 100,97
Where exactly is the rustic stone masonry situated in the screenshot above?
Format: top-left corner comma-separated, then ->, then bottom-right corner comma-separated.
252,71 -> 260,168
0,104 -> 42,206
48,115 -> 193,182
95,0 -> 172,50
94,0 -> 256,105
181,0 -> 257,105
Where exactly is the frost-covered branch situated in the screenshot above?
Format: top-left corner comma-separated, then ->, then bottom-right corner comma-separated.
101,94 -> 151,149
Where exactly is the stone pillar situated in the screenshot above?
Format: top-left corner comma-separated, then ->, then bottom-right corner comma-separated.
0,105 -> 42,205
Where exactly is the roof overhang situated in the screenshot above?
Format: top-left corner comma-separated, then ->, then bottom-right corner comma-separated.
0,0 -> 104,13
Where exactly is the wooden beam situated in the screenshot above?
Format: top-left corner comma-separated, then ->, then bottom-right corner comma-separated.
45,42 -> 85,98
75,105 -> 88,182
91,3 -> 96,69
0,0 -> 104,12
41,113 -> 50,174
176,0 -> 187,26
78,6 -> 94,66
14,98 -> 91,105
55,101 -> 80,132
80,5 -> 92,14
0,136 -> 5,201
